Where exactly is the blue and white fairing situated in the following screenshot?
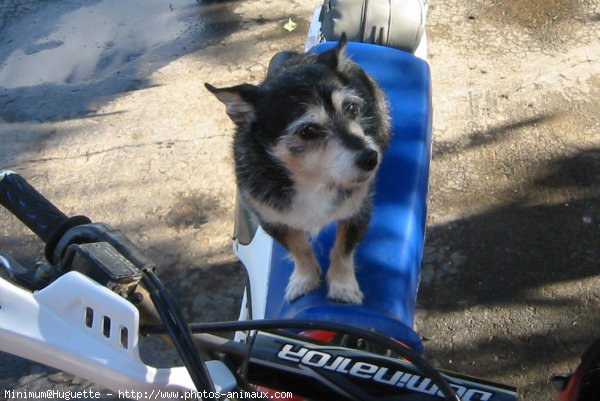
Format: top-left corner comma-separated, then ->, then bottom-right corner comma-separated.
234,41 -> 432,354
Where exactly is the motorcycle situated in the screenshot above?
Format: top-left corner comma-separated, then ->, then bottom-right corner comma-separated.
0,1 -> 524,400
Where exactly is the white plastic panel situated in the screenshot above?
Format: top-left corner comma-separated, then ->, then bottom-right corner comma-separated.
0,271 -> 236,397
233,226 -> 274,321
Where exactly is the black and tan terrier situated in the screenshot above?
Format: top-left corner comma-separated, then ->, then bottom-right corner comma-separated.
207,37 -> 390,304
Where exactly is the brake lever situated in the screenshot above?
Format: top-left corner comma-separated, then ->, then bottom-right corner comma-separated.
0,253 -> 61,290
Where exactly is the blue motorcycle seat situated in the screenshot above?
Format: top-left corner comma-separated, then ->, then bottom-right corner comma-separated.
263,42 -> 431,353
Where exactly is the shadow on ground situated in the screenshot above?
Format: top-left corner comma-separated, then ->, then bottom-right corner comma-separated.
423,140 -> 599,306
419,127 -> 600,397
0,0 -> 242,124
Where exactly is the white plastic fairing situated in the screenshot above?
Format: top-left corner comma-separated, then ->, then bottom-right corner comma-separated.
305,5 -> 324,51
0,271 -> 236,397
234,289 -> 250,342
413,31 -> 428,61
233,226 -> 274,322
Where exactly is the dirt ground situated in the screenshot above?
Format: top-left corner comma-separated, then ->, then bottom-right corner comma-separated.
0,0 -> 599,400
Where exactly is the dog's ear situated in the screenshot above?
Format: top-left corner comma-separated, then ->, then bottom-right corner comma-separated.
317,32 -> 348,69
205,83 -> 258,126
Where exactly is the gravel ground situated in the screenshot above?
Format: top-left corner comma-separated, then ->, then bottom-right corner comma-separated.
1,0 -> 599,400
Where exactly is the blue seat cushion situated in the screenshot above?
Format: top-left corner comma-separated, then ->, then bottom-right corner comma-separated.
263,42 -> 432,353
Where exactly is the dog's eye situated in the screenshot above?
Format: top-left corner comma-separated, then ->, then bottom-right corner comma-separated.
344,101 -> 360,118
298,124 -> 323,140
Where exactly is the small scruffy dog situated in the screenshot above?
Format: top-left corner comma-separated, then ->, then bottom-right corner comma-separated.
206,37 -> 390,304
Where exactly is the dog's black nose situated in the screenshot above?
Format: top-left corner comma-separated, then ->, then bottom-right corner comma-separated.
356,149 -> 379,171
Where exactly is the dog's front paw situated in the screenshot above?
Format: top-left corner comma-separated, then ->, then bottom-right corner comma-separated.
326,272 -> 363,304
285,269 -> 321,301
327,278 -> 363,304
326,254 -> 364,304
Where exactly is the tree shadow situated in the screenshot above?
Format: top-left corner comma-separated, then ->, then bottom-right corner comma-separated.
418,136 -> 600,397
433,113 -> 558,158
421,147 -> 600,309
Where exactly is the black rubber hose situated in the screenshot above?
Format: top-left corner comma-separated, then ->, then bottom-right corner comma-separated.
142,269 -> 218,399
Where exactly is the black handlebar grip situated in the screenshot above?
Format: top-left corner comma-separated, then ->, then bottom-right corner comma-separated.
0,170 -> 70,243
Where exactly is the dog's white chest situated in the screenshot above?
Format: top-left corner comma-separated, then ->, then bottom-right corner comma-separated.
247,180 -> 368,234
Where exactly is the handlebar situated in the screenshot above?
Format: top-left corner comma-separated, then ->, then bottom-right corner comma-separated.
0,170 -> 68,242
0,169 -> 217,397
0,170 -> 92,263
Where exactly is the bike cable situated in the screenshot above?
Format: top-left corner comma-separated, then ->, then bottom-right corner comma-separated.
142,269 -> 218,399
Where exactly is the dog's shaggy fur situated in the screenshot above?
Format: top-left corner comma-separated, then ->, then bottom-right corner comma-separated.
207,38 -> 390,304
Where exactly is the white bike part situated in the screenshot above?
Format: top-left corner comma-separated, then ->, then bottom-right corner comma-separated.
233,226 -> 274,323
305,3 -> 428,61
0,270 -> 236,398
